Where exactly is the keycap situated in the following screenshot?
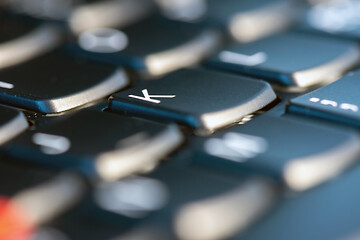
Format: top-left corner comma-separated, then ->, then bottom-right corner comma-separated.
0,13 -> 62,69
4,0 -> 155,34
38,214 -> 137,240
72,15 -> 222,76
207,31 -> 360,88
238,163 -> 360,240
0,51 -> 129,114
174,177 -> 276,240
113,228 -> 168,240
0,162 -> 85,239
193,115 -> 360,191
302,0 -> 360,40
207,0 -> 299,43
2,0 -> 81,20
11,172 -> 85,226
69,0 -> 155,34
155,0 -> 207,22
288,71 -> 360,127
5,110 -> 184,181
109,68 -> 277,133
0,105 -> 28,145
38,200 -> 163,240
94,166 -> 278,240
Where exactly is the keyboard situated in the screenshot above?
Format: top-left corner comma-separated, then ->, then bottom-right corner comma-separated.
0,0 -> 359,239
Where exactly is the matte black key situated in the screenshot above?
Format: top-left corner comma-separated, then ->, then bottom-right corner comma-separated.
0,13 -> 62,69
94,167 -> 278,240
207,0 -> 299,42
109,68 -> 276,133
5,110 -> 184,181
193,115 -> 360,190
0,51 -> 129,114
239,163 -> 360,240
288,71 -> 360,127
72,15 -> 221,76
207,32 -> 360,88
0,105 -> 28,144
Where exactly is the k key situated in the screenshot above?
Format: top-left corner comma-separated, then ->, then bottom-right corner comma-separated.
109,68 -> 277,133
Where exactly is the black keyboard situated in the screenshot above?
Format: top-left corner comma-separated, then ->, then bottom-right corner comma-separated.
0,0 -> 359,239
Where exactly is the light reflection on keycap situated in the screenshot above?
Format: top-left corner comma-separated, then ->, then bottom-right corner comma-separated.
95,177 -> 168,218
175,178 -> 277,240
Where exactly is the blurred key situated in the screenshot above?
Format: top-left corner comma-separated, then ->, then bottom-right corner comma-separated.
152,167 -> 277,240
238,163 -> 360,240
72,15 -> 222,76
0,162 -> 85,240
69,0 -> 155,34
94,176 -> 170,219
0,51 -> 129,114
155,0 -> 207,22
208,31 -> 360,88
0,13 -> 62,69
1,0 -> 82,20
194,115 -> 360,190
5,110 -> 184,181
93,166 -> 278,240
11,172 -> 85,228
207,0 -> 300,43
111,227 -> 168,240
174,177 -> 276,240
0,105 -> 28,145
36,214 -> 140,240
289,70 -> 360,127
3,0 -> 155,32
109,68 -> 276,133
302,0 -> 360,40
306,0 -> 337,4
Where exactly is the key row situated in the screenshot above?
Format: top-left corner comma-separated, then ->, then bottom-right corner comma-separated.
0,51 -> 276,131
3,0 -> 359,41
1,109 -> 360,239
0,11 -> 222,74
1,0 -> 299,37
4,0 -> 349,39
2,49 -> 360,132
2,2 -> 360,85
0,48 -> 360,130
1,104 -> 360,190
0,156 -> 276,240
